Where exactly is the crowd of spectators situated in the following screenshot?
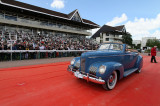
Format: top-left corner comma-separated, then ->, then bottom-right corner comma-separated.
0,34 -> 99,61
0,34 -> 99,51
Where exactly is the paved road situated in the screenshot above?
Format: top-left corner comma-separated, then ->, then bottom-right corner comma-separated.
0,55 -> 160,105
0,57 -> 74,68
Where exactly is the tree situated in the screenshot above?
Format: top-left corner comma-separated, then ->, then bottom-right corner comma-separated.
137,44 -> 141,49
122,33 -> 133,46
132,44 -> 141,49
146,39 -> 160,49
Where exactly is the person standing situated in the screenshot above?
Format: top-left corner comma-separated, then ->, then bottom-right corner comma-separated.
151,46 -> 157,63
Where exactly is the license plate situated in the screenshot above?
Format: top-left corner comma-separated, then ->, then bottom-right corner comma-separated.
74,72 -> 83,79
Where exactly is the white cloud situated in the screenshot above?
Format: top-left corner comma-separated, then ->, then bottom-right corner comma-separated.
92,14 -> 127,37
106,13 -> 128,26
125,14 -> 160,40
105,13 -> 160,40
51,0 -> 64,9
152,30 -> 160,37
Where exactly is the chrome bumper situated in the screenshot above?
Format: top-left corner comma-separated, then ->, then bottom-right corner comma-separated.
67,66 -> 105,84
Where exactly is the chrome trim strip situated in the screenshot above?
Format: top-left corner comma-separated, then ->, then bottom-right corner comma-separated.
74,71 -> 105,84
67,66 -> 105,84
88,55 -> 125,58
88,54 -> 138,58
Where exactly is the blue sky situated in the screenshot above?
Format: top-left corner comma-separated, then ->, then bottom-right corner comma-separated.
16,0 -> 160,40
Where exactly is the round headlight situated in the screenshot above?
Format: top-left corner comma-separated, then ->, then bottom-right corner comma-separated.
77,60 -> 80,63
75,60 -> 80,68
99,65 -> 106,74
71,59 -> 75,65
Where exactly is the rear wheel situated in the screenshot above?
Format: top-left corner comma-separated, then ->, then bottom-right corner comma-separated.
102,70 -> 117,90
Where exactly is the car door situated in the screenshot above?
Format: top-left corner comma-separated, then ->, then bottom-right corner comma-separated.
123,51 -> 132,70
123,46 -> 138,70
129,51 -> 138,68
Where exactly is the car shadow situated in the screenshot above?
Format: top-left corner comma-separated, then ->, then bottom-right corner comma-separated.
73,71 -> 142,91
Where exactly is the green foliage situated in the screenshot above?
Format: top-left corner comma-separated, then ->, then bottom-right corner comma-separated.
137,44 -> 141,49
132,44 -> 141,49
145,49 -> 151,53
146,39 -> 160,49
122,33 -> 133,46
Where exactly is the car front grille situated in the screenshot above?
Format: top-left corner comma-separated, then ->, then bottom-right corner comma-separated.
89,66 -> 97,76
81,58 -> 85,72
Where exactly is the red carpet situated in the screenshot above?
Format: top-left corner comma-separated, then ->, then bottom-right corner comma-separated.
0,56 -> 160,106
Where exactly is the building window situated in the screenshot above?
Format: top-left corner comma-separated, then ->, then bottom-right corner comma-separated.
0,13 -> 4,19
106,33 -> 109,36
48,22 -> 56,27
19,17 -> 29,23
106,38 -> 109,41
40,21 -> 48,26
5,14 -> 17,21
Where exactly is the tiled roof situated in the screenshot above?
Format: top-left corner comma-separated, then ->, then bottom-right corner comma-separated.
115,25 -> 125,31
91,25 -> 125,38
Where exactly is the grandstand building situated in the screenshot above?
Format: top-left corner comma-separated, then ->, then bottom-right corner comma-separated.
91,25 -> 127,43
0,0 -> 99,43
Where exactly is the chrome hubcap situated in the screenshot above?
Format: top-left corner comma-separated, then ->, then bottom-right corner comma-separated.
109,74 -> 115,85
109,76 -> 113,83
106,71 -> 117,90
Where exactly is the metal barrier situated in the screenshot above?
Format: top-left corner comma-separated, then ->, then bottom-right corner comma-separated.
0,50 -> 94,61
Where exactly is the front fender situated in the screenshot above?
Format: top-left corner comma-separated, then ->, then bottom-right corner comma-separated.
72,57 -> 80,66
90,62 -> 124,82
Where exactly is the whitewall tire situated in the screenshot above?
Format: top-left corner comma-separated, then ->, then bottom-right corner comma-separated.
102,70 -> 117,90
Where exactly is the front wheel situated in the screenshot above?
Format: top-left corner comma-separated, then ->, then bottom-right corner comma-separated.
102,70 -> 117,90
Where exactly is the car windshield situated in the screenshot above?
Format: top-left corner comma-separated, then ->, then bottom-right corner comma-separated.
99,43 -> 123,51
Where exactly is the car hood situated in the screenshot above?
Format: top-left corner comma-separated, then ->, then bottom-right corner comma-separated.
81,50 -> 123,58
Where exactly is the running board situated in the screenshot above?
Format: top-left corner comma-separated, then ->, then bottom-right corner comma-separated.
124,68 -> 138,77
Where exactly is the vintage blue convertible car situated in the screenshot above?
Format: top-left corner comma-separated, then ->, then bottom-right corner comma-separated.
67,43 -> 143,90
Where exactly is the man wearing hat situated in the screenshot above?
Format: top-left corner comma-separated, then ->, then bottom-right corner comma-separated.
151,46 -> 158,63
